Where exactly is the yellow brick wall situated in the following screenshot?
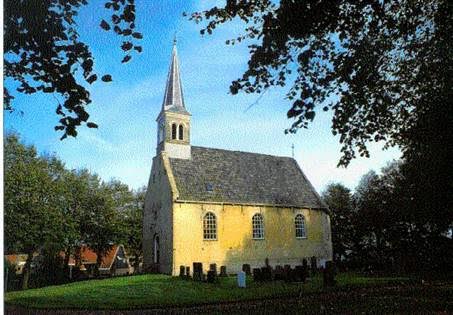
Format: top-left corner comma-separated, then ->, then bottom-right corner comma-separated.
143,153 -> 175,274
172,202 -> 332,275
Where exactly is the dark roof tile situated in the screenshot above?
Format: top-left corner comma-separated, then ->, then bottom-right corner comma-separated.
169,146 -> 326,209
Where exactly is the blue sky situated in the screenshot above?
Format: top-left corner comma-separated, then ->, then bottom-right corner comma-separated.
4,1 -> 400,193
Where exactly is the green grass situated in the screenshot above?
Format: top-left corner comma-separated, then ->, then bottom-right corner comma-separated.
2,273 -> 427,310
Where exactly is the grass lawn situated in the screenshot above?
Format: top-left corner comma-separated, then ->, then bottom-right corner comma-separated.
5,273 -> 452,312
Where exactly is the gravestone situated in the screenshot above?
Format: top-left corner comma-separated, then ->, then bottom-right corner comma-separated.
295,265 -> 304,282
242,264 -> 251,276
179,265 -> 185,278
310,256 -> 317,273
185,266 -> 190,279
323,261 -> 337,287
274,265 -> 284,280
261,266 -> 272,281
237,271 -> 246,288
302,259 -> 309,279
252,268 -> 262,282
220,266 -> 227,277
207,270 -> 217,283
209,263 -> 217,276
283,265 -> 291,282
193,262 -> 203,282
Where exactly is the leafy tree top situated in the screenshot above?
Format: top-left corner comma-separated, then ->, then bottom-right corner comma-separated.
4,0 -> 142,139
190,0 -> 452,166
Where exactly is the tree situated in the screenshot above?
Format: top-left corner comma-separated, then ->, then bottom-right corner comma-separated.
81,180 -> 121,277
4,0 -> 142,139
4,133 -> 66,289
322,183 -> 355,266
58,169 -> 93,277
190,0 -> 453,167
351,161 -> 453,273
121,186 -> 145,274
353,165 -> 400,271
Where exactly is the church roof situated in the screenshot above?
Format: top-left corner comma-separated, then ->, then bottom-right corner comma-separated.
161,40 -> 189,115
169,146 -> 327,209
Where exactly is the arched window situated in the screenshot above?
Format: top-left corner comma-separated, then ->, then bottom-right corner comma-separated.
203,212 -> 217,240
178,125 -> 184,140
252,213 -> 264,239
295,214 -> 306,238
171,124 -> 177,140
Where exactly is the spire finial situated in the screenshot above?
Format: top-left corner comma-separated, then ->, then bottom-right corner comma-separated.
173,32 -> 177,46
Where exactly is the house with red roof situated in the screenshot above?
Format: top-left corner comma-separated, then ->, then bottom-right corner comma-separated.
64,245 -> 131,277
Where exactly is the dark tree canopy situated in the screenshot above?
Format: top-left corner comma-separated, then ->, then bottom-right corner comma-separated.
322,183 -> 355,264
191,0 -> 452,166
4,0 -> 142,139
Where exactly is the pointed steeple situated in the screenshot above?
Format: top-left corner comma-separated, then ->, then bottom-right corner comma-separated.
162,38 -> 187,113
155,38 -> 191,159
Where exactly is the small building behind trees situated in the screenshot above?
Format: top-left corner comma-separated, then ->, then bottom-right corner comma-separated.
64,245 -> 131,277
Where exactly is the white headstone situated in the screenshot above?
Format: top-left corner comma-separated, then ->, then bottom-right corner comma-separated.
237,271 -> 246,288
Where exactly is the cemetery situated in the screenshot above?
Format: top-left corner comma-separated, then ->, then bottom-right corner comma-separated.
178,258 -> 316,285
5,259 -> 452,313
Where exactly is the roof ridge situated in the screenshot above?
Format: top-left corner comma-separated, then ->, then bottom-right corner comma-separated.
191,145 -> 293,159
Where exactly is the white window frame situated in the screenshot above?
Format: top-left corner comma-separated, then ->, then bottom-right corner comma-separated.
203,212 -> 217,240
252,213 -> 265,240
295,214 -> 307,239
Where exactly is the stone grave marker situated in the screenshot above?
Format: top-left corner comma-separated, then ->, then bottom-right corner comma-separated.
252,268 -> 262,281
179,265 -> 185,278
193,262 -> 203,282
237,271 -> 246,288
220,266 -> 227,277
274,265 -> 284,280
209,263 -> 217,276
207,270 -> 217,283
242,264 -> 251,275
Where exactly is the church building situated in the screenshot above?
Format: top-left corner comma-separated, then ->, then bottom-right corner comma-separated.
143,42 -> 333,275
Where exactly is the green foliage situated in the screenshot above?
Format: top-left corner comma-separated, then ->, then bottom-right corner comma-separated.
191,0 -> 453,168
4,132 -> 69,289
4,0 -> 142,139
119,186 -> 145,273
4,133 -> 144,287
324,160 -> 453,274
81,181 -> 120,277
4,133 -> 66,254
322,183 -> 355,264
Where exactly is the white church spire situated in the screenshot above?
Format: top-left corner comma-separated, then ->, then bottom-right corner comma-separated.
162,37 -> 186,113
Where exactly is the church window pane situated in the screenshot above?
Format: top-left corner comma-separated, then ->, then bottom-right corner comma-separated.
295,214 -> 306,238
179,125 -> 184,140
172,124 -> 177,139
203,212 -> 217,240
252,213 -> 264,239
